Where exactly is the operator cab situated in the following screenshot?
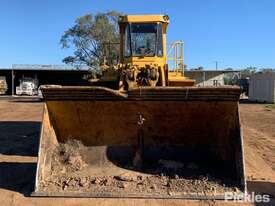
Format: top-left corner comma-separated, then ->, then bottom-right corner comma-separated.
118,15 -> 169,66
124,23 -> 163,57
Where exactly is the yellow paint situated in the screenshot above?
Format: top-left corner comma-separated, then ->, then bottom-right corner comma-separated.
168,71 -> 196,86
119,15 -> 169,23
118,15 -> 195,87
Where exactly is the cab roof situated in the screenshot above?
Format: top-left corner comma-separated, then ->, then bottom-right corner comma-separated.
118,15 -> 169,24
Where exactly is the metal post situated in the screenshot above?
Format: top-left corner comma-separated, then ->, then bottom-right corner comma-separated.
181,42 -> 184,76
175,43 -> 178,74
11,70 -> 14,96
203,71 -> 206,86
175,43 -> 177,71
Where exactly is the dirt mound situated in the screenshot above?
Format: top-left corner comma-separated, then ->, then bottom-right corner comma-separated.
40,172 -> 238,196
39,140 -> 240,196
51,139 -> 87,173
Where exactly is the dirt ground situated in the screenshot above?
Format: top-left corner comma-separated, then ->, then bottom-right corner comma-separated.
0,98 -> 274,206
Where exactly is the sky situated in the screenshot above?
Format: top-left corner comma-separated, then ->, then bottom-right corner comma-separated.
0,0 -> 275,69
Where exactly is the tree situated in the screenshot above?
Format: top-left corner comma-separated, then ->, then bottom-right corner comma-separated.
240,66 -> 257,78
244,66 -> 257,73
60,11 -> 122,70
260,68 -> 274,73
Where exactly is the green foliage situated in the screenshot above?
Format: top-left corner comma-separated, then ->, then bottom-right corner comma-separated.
245,66 -> 257,72
260,68 -> 275,73
60,11 -> 122,69
240,67 -> 257,79
224,76 -> 233,85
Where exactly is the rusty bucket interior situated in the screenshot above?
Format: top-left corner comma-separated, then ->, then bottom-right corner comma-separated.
33,86 -> 246,199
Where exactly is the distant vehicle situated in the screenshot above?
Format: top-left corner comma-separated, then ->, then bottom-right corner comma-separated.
37,86 -> 43,99
16,77 -> 38,96
0,76 -> 8,95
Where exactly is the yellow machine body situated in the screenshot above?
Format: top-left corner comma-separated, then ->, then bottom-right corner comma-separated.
33,15 -> 246,199
99,14 -> 195,88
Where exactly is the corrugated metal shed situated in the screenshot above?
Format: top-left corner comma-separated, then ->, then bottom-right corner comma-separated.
0,64 -> 91,95
185,70 -> 240,87
249,72 -> 275,103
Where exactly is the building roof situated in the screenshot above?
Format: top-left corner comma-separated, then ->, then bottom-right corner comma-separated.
186,70 -> 240,73
10,64 -> 90,71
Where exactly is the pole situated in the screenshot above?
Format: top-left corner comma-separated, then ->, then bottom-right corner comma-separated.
11,70 -> 14,96
203,71 -> 206,86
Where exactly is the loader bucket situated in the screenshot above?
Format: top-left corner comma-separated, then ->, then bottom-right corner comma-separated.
33,86 -> 246,199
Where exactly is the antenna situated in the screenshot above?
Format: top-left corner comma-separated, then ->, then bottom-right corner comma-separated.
213,61 -> 220,70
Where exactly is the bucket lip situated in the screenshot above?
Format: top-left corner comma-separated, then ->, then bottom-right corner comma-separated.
31,190 -> 246,200
40,85 -> 240,91
40,86 -> 241,101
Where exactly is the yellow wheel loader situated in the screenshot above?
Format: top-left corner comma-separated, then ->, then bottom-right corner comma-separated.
33,15 -> 246,199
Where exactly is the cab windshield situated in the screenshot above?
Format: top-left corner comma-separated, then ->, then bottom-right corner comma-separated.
124,23 -> 163,57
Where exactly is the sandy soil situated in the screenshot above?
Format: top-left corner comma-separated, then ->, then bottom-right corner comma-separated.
0,98 -> 274,206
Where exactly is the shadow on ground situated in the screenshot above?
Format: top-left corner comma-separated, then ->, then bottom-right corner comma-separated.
0,162 -> 36,196
0,121 -> 41,156
0,96 -> 42,102
8,96 -> 42,103
240,99 -> 270,105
